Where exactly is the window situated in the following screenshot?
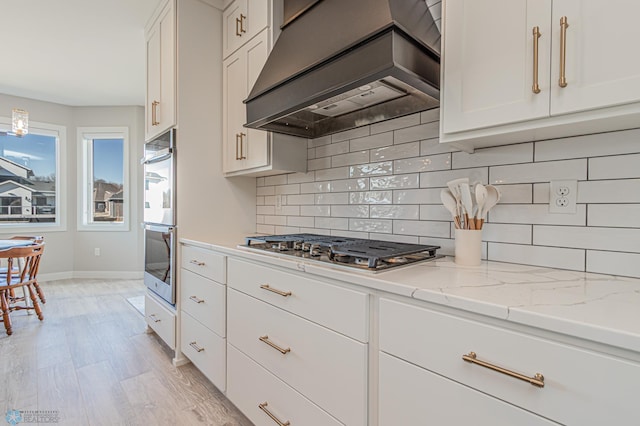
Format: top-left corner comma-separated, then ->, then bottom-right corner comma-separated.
0,120 -> 64,229
78,127 -> 129,231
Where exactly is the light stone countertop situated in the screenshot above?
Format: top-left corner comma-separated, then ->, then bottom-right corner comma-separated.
181,238 -> 640,354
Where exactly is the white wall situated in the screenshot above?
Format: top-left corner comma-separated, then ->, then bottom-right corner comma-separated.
0,93 -> 144,279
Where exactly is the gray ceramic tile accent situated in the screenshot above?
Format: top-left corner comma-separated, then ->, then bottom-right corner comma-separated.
301,205 -> 330,217
329,179 -> 369,192
315,217 -> 349,230
287,194 -> 315,205
315,193 -> 349,205
315,167 -> 349,181
394,153 -> 451,174
350,161 -> 393,177
370,114 -> 420,134
394,121 -> 440,144
420,137 -> 458,156
288,172 -> 315,184
263,215 -> 287,226
349,191 -> 393,205
308,157 -> 331,171
350,132 -> 393,151
370,233 -> 420,244
393,188 -> 442,204
331,205 -> 369,218
370,174 -> 419,190
274,184 -> 300,195
300,182 -> 329,194
332,151 -> 370,167
316,141 -> 349,158
331,126 -> 369,142
274,206 -> 299,216
371,142 -> 420,162
349,219 -> 393,233
370,205 -> 419,220
288,216 -> 315,228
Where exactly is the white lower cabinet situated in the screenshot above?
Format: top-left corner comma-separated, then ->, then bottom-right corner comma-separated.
181,310 -> 226,391
145,292 -> 176,349
227,288 -> 368,426
228,344 -> 343,426
379,298 -> 640,425
379,352 -> 557,425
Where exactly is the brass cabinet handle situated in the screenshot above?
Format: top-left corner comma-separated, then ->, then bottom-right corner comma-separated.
259,335 -> 291,354
189,295 -> 204,304
235,133 -> 241,160
239,132 -> 247,159
559,16 -> 569,88
189,259 -> 205,266
236,14 -> 246,37
148,314 -> 161,323
462,352 -> 545,388
532,26 -> 541,94
260,284 -> 292,297
189,341 -> 204,352
258,402 -> 290,426
151,100 -> 160,125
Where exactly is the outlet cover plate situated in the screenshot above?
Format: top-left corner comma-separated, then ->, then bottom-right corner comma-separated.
549,180 -> 577,214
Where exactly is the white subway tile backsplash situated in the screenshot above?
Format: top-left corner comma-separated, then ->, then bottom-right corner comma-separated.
371,174 -> 419,190
331,205 -> 369,218
350,132 -> 394,151
349,191 -> 393,204
578,179 -> 640,203
394,121 -> 439,144
350,161 -> 393,177
371,142 -> 420,162
482,223 -> 532,244
371,113 -> 420,134
275,226 -> 300,234
587,251 -> 640,278
588,204 -> 640,228
533,226 -> 640,253
394,220 -> 450,238
490,159 -> 587,184
371,205 -> 419,220
488,243 -> 585,271
394,188 -> 442,204
453,143 -> 533,169
349,219 -> 393,233
588,154 -> 640,180
256,121 -> 640,276
535,128 -> 640,161
316,141 -> 349,158
489,204 -> 586,226
420,168 -> 489,188
394,153 -> 451,174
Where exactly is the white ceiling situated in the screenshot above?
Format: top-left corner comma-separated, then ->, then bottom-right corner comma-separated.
0,0 -> 162,107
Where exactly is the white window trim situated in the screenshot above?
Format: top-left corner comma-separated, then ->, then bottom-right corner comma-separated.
0,118 -> 67,233
77,127 -> 130,232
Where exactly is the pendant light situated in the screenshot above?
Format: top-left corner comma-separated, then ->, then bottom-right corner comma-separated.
11,108 -> 28,137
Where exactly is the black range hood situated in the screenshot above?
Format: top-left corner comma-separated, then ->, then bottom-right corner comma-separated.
244,0 -> 441,139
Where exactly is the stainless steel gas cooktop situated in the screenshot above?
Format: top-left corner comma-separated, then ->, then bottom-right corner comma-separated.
242,234 -> 441,272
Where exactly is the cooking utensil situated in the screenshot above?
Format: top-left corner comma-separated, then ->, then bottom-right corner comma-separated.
474,184 -> 487,229
440,189 -> 461,229
460,182 -> 474,229
446,178 -> 468,226
480,185 -> 501,227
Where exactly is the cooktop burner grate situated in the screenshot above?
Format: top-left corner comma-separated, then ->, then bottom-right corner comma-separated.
244,234 -> 440,271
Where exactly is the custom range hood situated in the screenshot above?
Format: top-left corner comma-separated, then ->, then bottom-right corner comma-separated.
244,0 -> 441,139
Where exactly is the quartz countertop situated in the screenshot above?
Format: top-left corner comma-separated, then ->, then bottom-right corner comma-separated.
181,238 -> 640,354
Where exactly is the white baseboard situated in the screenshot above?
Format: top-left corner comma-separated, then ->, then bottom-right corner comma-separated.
40,271 -> 144,282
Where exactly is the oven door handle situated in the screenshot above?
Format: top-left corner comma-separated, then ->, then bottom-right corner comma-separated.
144,223 -> 175,233
141,148 -> 173,165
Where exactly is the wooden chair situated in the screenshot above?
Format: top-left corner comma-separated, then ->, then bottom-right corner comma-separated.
0,243 -> 45,335
8,236 -> 45,304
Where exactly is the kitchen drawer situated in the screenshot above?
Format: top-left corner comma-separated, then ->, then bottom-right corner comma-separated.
145,292 -> 176,349
379,352 -> 558,425
227,257 -> 368,342
180,268 -> 226,337
181,310 -> 226,392
228,289 -> 367,426
181,245 -> 226,283
379,298 -> 640,425
227,344 -> 343,426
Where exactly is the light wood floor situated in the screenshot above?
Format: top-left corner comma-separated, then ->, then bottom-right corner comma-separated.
0,278 -> 253,426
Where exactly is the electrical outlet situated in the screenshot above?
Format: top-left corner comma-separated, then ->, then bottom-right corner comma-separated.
549,180 -> 577,213
275,194 -> 283,211
94,248 -> 101,256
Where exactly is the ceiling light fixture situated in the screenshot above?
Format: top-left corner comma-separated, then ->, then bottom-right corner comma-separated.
12,108 -> 29,137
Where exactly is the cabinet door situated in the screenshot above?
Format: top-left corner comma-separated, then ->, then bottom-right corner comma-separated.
379,352 -> 558,426
442,0 -> 551,133
223,0 -> 269,59
550,0 -> 640,115
145,1 -> 176,141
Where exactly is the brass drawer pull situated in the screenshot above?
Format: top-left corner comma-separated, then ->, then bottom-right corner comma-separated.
148,314 -> 161,323
258,402 -> 290,426
260,284 -> 292,297
189,259 -> 205,266
532,26 -> 541,94
462,352 -> 545,388
189,341 -> 204,352
559,16 -> 569,88
189,295 -> 204,304
259,335 -> 291,354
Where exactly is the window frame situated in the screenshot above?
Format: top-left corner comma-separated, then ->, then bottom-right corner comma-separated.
0,118 -> 66,232
77,127 -> 130,232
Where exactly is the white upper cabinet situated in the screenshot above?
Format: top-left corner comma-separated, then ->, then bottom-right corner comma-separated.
145,0 -> 176,141
441,0 -> 640,150
223,0 -> 269,59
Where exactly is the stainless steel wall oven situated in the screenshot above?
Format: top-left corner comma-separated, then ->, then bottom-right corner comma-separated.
142,129 -> 176,305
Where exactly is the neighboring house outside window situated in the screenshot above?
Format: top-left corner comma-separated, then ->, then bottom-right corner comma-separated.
0,121 -> 63,230
78,127 -> 129,231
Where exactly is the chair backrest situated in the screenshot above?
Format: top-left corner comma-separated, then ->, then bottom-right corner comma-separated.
1,243 -> 45,285
10,235 -> 44,244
